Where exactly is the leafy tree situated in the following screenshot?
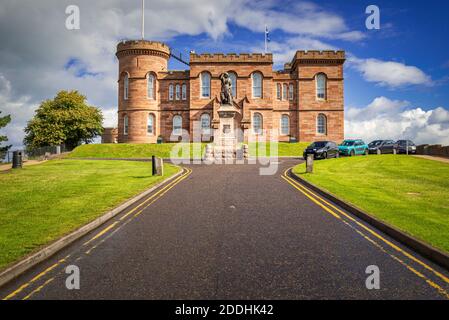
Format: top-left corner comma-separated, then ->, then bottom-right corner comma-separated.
24,91 -> 103,150
0,110 -> 12,159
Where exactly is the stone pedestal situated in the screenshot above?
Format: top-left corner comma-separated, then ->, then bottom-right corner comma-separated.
211,104 -> 242,161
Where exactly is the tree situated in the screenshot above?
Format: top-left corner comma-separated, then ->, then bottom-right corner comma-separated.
24,90 -> 103,150
0,110 -> 12,159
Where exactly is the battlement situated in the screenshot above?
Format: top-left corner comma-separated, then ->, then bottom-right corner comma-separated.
295,50 -> 345,60
116,40 -> 170,59
190,53 -> 273,64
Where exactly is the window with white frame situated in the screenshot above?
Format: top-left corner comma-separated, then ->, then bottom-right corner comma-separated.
123,115 -> 129,135
281,115 -> 289,135
201,72 -> 211,98
253,113 -> 263,134
288,84 -> 294,101
175,84 -> 180,100
181,84 -> 187,100
282,84 -> 288,101
317,114 -> 327,134
252,72 -> 262,98
276,83 -> 281,100
200,113 -> 211,135
316,74 -> 327,100
228,72 -> 237,98
124,74 -> 129,100
147,74 -> 155,99
147,114 -> 155,135
173,115 -> 182,135
169,84 -> 174,100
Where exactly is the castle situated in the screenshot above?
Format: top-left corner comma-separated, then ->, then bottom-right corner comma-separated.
103,40 -> 345,144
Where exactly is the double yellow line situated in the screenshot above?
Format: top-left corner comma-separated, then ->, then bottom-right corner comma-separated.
282,168 -> 449,299
3,167 -> 192,300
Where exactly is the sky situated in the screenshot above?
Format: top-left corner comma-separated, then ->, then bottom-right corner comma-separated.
0,0 -> 448,149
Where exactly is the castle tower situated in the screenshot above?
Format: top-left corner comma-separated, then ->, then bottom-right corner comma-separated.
116,40 -> 170,143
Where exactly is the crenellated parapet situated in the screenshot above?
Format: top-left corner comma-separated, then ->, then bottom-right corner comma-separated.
190,53 -> 273,64
292,50 -> 345,66
116,40 -> 171,59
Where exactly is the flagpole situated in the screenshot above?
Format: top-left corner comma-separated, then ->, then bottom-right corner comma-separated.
141,0 -> 145,40
264,25 -> 267,54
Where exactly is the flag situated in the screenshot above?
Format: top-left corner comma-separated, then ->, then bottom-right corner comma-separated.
265,25 -> 271,42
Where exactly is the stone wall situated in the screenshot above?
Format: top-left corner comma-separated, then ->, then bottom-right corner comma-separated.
416,144 -> 449,158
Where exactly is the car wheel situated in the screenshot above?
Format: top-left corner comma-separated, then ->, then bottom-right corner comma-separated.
350,150 -> 355,157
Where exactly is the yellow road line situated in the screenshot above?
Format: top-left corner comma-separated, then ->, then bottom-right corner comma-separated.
283,169 -> 449,286
3,168 -> 191,300
22,277 -> 55,300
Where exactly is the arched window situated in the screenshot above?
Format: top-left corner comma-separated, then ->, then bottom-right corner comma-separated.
276,83 -> 281,100
175,84 -> 180,100
317,114 -> 327,135
253,113 -> 263,135
124,74 -> 129,100
288,84 -> 294,101
173,115 -> 182,135
169,84 -> 174,100
228,72 -> 237,98
316,74 -> 327,100
123,115 -> 129,135
252,72 -> 262,98
147,114 -> 155,135
147,73 -> 155,99
281,115 -> 289,135
200,72 -> 211,98
181,84 -> 187,100
283,84 -> 288,101
200,113 -> 211,135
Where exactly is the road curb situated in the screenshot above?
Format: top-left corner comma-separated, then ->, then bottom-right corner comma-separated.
0,168 -> 185,288
288,169 -> 449,270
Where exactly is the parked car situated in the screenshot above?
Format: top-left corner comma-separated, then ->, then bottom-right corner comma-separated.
303,141 -> 339,159
368,140 -> 397,154
338,139 -> 369,156
395,140 -> 417,154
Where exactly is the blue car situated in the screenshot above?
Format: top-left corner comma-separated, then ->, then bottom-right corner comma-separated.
338,139 -> 369,156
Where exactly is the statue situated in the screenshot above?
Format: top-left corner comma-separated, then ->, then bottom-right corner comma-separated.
219,72 -> 233,105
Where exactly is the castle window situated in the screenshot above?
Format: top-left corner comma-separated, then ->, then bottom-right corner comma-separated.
182,84 -> 187,100
317,114 -> 327,135
316,74 -> 327,100
253,113 -> 263,135
147,114 -> 155,135
169,84 -> 174,100
200,113 -> 211,135
123,115 -> 129,135
281,115 -> 289,135
252,72 -> 262,98
283,84 -> 288,101
201,72 -> 211,98
147,74 -> 155,100
289,84 -> 294,101
173,115 -> 182,135
276,83 -> 281,100
175,84 -> 180,100
228,72 -> 237,98
124,74 -> 129,100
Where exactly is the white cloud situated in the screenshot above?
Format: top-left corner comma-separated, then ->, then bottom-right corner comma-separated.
349,57 -> 432,88
345,97 -> 449,145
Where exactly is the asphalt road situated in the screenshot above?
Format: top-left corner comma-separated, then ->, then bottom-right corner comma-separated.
1,158 -> 449,300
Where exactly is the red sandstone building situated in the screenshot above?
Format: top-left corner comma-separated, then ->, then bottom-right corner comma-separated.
112,40 -> 345,144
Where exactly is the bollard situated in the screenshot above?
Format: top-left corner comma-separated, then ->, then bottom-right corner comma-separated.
12,151 -> 23,169
156,158 -> 164,176
152,155 -> 156,176
306,154 -> 314,173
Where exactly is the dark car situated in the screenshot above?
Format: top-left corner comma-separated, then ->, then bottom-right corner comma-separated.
368,140 -> 397,154
396,140 -> 417,154
303,141 -> 339,160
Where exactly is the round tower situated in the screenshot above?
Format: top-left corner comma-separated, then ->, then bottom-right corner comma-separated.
116,40 -> 170,143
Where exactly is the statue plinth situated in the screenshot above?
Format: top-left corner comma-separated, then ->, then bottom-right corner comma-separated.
217,104 -> 239,119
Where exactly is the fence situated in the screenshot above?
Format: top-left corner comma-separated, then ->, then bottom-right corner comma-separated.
416,144 -> 449,158
3,144 -> 72,163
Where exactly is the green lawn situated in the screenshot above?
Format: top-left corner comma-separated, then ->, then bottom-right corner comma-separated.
69,143 -> 207,159
0,160 -> 180,270
293,155 -> 449,253
69,142 -> 309,159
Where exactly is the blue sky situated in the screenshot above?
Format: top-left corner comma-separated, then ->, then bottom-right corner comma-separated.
0,0 -> 448,148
